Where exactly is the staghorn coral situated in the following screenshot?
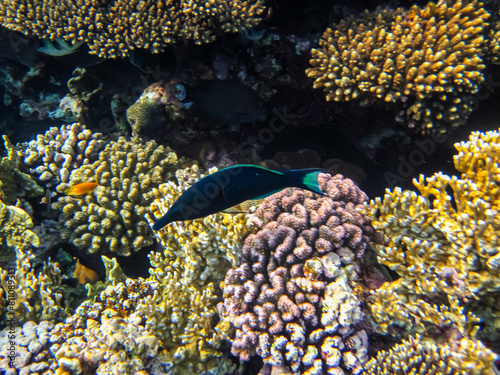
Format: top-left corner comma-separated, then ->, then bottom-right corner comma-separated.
0,0 -> 265,59
365,333 -> 499,375
146,164 -> 249,284
218,173 -> 379,375
306,0 -> 489,133
361,128 -> 500,338
53,136 -> 180,256
19,123 -> 105,186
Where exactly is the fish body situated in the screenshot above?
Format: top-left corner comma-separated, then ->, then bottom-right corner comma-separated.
152,165 -> 325,230
64,182 -> 98,195
179,81 -> 267,124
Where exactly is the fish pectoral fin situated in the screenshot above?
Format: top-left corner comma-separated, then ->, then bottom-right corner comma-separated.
254,189 -> 283,200
221,209 -> 247,214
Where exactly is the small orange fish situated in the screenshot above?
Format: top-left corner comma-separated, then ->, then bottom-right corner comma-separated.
64,182 -> 98,196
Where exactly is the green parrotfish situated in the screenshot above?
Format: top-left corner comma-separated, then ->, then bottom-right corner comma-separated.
152,164 -> 326,230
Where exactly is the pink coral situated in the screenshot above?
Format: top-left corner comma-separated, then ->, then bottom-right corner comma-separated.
218,173 -> 377,374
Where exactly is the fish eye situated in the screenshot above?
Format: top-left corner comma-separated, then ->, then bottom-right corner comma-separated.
174,84 -> 186,101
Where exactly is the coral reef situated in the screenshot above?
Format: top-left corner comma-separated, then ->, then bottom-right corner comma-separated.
365,333 -> 499,374
19,123 -> 105,186
0,0 -> 265,58
361,128 -> 500,340
146,164 -> 249,284
0,246 -> 75,324
53,136 -> 180,256
126,82 -> 184,137
0,136 -> 43,205
218,173 -> 379,374
0,197 -> 39,262
307,0 -> 489,133
0,252 -> 235,374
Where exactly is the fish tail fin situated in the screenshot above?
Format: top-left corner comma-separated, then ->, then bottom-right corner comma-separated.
288,168 -> 327,195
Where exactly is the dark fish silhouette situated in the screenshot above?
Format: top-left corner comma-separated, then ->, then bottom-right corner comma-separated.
177,81 -> 267,124
152,165 -> 326,230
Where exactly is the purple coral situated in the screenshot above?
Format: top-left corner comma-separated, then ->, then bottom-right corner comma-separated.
218,173 -> 377,374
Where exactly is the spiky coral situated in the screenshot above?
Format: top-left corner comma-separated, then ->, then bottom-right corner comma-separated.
307,0 -> 489,133
53,136 -> 179,256
0,0 -> 265,58
365,333 -> 499,375
361,128 -> 500,338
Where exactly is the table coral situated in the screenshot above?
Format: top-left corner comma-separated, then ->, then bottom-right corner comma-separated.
0,0 -> 265,59
365,333 -> 499,375
218,173 -> 379,375
19,123 -> 105,186
306,0 -> 489,134
53,136 -> 179,256
361,128 -> 500,339
146,164 -> 249,284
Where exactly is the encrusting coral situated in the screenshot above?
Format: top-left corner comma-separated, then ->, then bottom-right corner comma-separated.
19,123 -> 105,186
218,173 -> 380,375
365,333 -> 499,375
361,128 -> 500,340
53,136 -> 179,256
307,0 -> 489,133
0,0 -> 265,58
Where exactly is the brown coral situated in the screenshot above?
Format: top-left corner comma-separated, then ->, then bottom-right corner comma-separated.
218,173 -> 378,375
306,0 -> 489,133
0,0 -> 265,58
53,136 -> 179,256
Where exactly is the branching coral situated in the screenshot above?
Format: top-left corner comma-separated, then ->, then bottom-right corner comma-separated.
0,247 -> 75,324
0,0 -> 265,58
361,128 -> 500,338
365,333 -> 499,375
0,198 -> 39,262
0,136 -> 43,204
53,136 -> 179,256
0,253 -> 235,375
218,173 -> 379,375
307,0 -> 489,133
19,123 -> 105,185
146,165 -> 249,284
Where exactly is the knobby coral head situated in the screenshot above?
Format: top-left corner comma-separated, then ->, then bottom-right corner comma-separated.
218,172 -> 379,375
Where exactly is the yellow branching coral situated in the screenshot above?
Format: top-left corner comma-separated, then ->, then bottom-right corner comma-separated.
53,136 -> 180,256
365,333 -> 499,375
0,247 -> 74,324
0,0 -> 265,58
307,0 -> 489,133
361,128 -> 500,337
0,136 -> 43,205
0,197 -> 39,262
146,165 -> 249,285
